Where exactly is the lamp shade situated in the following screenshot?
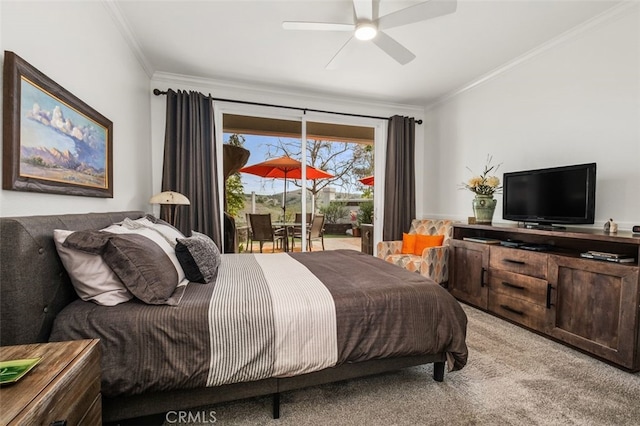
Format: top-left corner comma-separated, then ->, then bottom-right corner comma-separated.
149,191 -> 190,205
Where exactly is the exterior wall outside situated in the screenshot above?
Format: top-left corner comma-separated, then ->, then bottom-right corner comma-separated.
316,187 -> 336,211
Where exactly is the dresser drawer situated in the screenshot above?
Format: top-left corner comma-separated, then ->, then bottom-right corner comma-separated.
490,246 -> 548,279
34,344 -> 101,426
80,393 -> 103,425
489,291 -> 551,331
488,269 -> 549,306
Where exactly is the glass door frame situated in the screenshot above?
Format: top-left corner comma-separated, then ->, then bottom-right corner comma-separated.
213,101 -> 387,253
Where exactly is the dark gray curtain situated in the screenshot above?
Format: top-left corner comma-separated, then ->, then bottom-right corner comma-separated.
383,115 -> 416,241
161,89 -> 222,247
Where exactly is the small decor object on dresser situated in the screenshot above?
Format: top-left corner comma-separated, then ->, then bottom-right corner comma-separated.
604,218 -> 618,233
472,195 -> 497,225
461,155 -> 502,225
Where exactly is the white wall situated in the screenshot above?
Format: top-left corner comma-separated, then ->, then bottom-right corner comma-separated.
0,1 -> 153,217
423,3 -> 640,230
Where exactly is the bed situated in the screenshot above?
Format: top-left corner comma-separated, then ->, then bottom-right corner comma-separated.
0,211 -> 467,422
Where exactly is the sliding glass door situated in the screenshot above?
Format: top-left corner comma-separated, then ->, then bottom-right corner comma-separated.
214,102 -> 385,253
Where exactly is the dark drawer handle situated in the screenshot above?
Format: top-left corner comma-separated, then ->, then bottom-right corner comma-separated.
504,259 -> 526,265
502,281 -> 525,290
546,283 -> 554,309
480,267 -> 486,288
50,421 -> 67,426
500,304 -> 524,316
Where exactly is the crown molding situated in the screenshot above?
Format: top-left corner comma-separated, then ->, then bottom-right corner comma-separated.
426,1 -> 638,110
102,0 -> 154,78
152,71 -> 426,118
102,0 -> 423,116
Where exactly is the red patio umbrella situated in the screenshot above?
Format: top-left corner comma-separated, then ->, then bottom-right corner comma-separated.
240,156 -> 333,220
359,175 -> 374,186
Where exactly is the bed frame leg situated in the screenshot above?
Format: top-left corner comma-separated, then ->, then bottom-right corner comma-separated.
272,392 -> 280,419
433,361 -> 445,382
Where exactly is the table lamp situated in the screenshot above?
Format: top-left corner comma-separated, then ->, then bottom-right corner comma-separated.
149,191 -> 190,226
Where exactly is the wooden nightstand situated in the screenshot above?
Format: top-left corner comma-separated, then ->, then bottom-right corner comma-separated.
0,339 -> 101,425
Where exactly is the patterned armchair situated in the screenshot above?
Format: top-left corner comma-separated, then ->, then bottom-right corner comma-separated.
376,219 -> 453,285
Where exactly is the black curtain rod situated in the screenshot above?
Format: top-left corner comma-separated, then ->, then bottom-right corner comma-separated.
152,88 -> 423,125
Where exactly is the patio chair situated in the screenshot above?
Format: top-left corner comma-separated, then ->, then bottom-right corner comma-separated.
248,214 -> 286,253
294,213 -> 312,224
245,213 -> 254,249
290,213 -> 312,245
291,214 -> 325,251
376,219 -> 453,285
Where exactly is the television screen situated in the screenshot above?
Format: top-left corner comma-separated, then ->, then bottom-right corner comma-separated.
502,163 -> 596,227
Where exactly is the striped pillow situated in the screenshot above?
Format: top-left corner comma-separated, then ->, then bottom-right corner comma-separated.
121,215 -> 185,247
64,229 -> 187,305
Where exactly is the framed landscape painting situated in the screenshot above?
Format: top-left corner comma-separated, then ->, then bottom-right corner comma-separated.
2,51 -> 113,197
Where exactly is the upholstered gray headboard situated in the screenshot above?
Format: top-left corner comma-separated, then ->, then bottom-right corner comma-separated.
0,211 -> 145,346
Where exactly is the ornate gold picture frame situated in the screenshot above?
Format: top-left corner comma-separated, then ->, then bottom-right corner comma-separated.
3,51 -> 113,197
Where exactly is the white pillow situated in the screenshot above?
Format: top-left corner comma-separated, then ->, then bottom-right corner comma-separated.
54,229 -> 134,306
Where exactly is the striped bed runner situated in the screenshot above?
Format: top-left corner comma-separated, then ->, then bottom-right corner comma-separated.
206,254 -> 337,386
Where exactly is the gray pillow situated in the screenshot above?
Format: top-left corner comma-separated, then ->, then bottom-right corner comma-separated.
64,231 -> 185,305
175,231 -> 221,284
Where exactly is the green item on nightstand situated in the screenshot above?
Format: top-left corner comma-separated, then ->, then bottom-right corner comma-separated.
0,357 -> 41,385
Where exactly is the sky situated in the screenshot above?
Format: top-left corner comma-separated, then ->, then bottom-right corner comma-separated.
224,133 -> 361,196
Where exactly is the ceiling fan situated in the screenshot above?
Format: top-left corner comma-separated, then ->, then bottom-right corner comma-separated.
282,0 -> 457,68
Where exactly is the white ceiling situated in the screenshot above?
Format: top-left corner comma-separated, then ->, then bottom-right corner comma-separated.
112,0 -> 623,106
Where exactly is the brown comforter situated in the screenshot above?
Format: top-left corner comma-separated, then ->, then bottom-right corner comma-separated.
50,250 -> 467,397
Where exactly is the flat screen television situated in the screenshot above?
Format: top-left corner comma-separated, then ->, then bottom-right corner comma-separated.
502,163 -> 596,229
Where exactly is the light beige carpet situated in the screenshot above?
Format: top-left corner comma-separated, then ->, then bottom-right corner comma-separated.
164,304 -> 640,425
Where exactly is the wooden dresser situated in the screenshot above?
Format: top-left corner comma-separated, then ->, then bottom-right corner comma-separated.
0,339 -> 101,425
449,224 -> 640,371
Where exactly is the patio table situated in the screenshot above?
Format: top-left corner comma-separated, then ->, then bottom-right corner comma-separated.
273,222 -> 303,252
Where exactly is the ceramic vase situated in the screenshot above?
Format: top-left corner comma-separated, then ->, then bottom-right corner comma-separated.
472,194 -> 497,225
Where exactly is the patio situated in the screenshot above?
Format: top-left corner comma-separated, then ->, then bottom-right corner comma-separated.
237,226 -> 361,253
320,236 -> 362,251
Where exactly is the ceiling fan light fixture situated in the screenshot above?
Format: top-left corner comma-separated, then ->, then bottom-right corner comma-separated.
354,22 -> 377,41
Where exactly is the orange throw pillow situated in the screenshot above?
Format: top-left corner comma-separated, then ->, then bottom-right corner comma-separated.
401,233 -> 417,254
414,234 -> 445,255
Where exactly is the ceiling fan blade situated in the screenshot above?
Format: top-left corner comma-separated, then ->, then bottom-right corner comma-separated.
282,22 -> 354,32
352,0 -> 373,21
377,0 -> 457,30
372,31 -> 416,65
326,36 -> 355,70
